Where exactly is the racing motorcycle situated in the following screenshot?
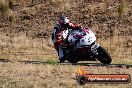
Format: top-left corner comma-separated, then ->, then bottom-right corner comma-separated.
61,28 -> 112,64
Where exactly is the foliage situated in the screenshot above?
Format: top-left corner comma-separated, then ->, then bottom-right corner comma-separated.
118,0 -> 125,18
9,14 -> 16,24
1,2 -> 10,16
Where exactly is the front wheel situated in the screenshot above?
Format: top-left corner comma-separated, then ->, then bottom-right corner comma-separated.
96,46 -> 112,64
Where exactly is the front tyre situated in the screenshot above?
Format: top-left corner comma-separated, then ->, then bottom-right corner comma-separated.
96,46 -> 112,64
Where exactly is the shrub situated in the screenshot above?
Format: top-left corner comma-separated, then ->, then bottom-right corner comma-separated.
9,14 -> 16,24
118,0 -> 125,18
1,2 -> 10,17
9,0 -> 16,10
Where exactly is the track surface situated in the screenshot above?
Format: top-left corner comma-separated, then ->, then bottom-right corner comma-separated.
0,59 -> 131,68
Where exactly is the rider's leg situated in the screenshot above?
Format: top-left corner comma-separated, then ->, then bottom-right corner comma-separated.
58,47 -> 65,63
54,43 -> 65,63
58,47 -> 64,58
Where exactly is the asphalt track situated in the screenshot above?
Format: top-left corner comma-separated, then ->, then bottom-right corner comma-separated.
0,59 -> 132,68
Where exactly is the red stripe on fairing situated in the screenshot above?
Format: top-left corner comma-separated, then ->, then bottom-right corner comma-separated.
83,28 -> 89,34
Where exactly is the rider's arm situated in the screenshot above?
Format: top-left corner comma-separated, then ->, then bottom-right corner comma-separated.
69,22 -> 82,30
55,29 -> 63,45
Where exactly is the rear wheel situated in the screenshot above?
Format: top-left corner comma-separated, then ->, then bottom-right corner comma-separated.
96,46 -> 112,64
64,49 -> 79,63
67,58 -> 79,63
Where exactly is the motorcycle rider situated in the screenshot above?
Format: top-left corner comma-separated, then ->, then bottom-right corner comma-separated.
51,16 -> 81,63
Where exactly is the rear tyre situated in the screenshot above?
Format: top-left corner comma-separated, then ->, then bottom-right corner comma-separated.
96,46 -> 112,64
65,50 -> 79,63
67,58 -> 79,63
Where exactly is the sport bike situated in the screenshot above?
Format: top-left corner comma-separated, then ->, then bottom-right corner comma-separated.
61,28 -> 112,64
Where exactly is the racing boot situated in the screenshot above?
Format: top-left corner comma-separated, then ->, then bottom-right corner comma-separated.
58,57 -> 66,63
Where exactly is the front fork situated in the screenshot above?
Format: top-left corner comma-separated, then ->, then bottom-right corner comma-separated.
91,43 -> 100,55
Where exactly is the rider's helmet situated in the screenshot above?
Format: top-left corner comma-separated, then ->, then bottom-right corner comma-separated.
58,16 -> 70,28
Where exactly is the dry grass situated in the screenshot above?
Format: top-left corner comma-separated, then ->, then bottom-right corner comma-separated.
0,32 -> 131,64
0,0 -> 131,88
19,0 -> 28,6
97,35 -> 132,64
0,62 -> 131,88
8,0 -> 16,10
0,0 -> 6,4
0,32 -> 56,61
9,14 -> 16,24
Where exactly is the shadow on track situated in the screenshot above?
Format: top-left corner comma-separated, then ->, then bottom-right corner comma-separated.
19,60 -> 132,68
0,59 -> 132,68
72,62 -> 132,68
0,59 -> 12,63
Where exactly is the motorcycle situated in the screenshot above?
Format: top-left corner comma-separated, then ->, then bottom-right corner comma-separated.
61,27 -> 112,64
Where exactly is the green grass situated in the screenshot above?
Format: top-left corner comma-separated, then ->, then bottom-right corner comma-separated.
46,59 -> 58,65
